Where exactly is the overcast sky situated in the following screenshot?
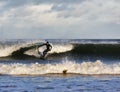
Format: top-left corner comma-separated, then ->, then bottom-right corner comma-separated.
0,0 -> 120,39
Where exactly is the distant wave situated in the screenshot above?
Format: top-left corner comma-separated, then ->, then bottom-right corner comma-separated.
0,60 -> 120,75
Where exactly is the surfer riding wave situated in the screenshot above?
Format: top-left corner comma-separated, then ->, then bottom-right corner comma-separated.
38,41 -> 52,58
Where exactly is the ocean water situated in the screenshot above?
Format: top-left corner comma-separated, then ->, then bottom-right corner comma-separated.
0,39 -> 120,92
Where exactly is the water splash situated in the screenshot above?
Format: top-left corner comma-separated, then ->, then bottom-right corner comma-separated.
0,40 -> 43,57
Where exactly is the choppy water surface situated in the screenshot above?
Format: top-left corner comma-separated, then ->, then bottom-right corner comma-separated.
0,75 -> 120,92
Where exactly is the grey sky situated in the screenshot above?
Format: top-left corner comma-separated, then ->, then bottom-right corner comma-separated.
0,0 -> 120,39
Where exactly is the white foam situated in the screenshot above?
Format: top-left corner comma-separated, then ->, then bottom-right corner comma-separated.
50,44 -> 73,54
25,44 -> 73,57
0,60 -> 120,75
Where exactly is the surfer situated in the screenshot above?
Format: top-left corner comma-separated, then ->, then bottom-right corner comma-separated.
38,41 -> 52,58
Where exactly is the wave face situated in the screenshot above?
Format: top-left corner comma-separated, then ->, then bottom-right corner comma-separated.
0,60 -> 120,75
72,44 -> 120,55
0,39 -> 120,59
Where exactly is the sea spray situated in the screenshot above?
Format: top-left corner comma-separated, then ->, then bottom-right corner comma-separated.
0,40 -> 43,57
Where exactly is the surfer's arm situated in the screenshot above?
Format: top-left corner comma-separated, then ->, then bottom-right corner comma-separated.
38,44 -> 46,48
37,43 -> 46,52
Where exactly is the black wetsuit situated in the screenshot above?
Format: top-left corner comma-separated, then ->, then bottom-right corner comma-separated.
42,43 -> 52,57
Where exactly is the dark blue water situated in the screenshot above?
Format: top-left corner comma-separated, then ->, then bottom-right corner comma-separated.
0,75 -> 120,92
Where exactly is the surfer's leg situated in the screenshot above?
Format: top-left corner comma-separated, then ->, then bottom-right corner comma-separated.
43,49 -> 48,57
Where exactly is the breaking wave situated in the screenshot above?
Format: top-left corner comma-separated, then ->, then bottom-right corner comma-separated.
0,40 -> 73,58
0,39 -> 120,59
0,60 -> 120,75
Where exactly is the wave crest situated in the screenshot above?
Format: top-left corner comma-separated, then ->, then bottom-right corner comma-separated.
0,60 -> 120,75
